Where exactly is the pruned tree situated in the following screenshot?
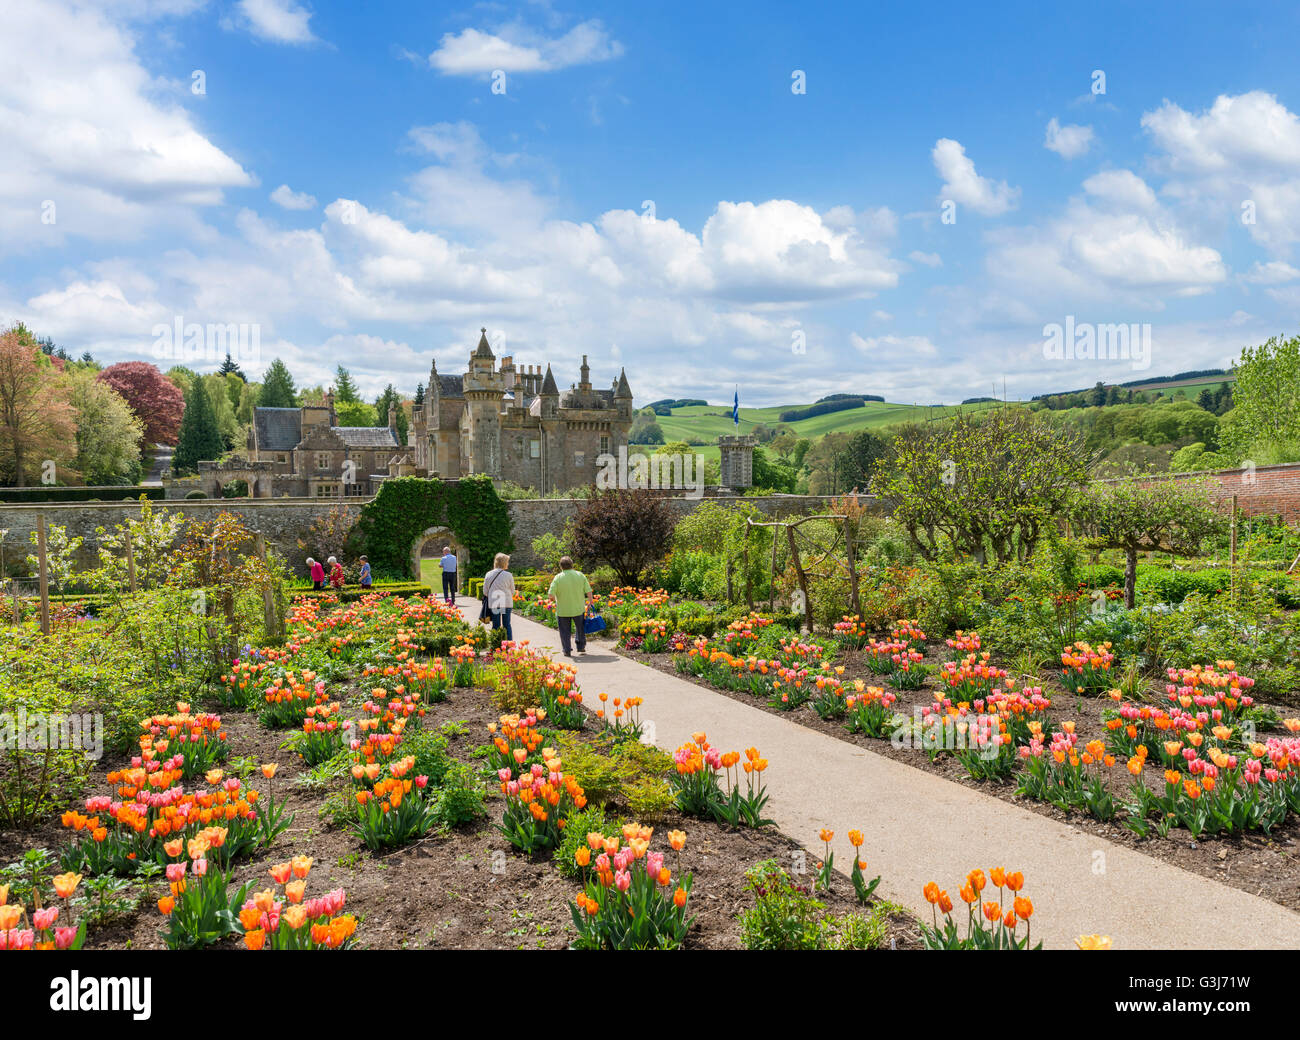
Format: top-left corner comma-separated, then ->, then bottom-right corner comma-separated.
872,408 -> 1093,564
569,488 -> 675,586
1073,476 -> 1226,608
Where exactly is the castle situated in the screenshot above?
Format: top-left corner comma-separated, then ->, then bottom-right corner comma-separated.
176,328 -> 636,499
410,329 -> 634,494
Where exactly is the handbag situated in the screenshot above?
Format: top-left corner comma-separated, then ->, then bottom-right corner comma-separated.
479,571 -> 502,624
583,612 -> 606,635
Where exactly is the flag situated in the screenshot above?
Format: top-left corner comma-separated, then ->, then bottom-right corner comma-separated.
732,387 -> 739,426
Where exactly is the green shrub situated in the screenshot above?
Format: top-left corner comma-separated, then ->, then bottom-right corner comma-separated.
555,805 -> 622,878
432,762 -> 486,828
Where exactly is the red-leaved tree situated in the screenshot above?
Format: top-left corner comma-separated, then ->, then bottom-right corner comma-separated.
98,361 -> 185,445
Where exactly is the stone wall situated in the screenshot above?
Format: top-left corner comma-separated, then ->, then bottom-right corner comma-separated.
0,499 -> 342,577
503,494 -> 841,569
0,492 -> 845,579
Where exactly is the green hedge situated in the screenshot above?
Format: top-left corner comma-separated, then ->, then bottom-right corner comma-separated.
346,475 -> 513,580
0,486 -> 165,503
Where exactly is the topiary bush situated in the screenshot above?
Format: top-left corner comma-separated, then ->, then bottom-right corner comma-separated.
346,475 -> 513,579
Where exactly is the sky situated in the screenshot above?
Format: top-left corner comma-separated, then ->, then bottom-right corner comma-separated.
3,0 -> 1300,408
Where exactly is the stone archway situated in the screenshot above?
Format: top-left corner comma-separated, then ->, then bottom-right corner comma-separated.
409,526 -> 468,588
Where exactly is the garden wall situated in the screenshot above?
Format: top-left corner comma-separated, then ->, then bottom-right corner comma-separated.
1114,462 -> 1300,523
0,492 -> 842,578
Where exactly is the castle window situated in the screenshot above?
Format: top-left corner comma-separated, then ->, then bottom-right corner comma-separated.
315,452 -> 330,470
574,451 -> 585,467
530,440 -> 540,458
600,435 -> 610,454
315,483 -> 339,498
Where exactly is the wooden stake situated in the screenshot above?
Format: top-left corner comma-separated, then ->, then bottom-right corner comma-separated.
125,529 -> 137,593
1230,494 -> 1239,567
256,532 -> 279,640
786,524 -> 812,634
36,515 -> 50,636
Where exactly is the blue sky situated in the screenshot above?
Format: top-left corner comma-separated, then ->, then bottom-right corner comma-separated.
4,0 -> 1300,408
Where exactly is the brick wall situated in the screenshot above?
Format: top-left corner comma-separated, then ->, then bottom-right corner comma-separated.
1104,462 -> 1300,522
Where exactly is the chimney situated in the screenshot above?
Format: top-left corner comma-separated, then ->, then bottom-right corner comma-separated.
387,404 -> 397,431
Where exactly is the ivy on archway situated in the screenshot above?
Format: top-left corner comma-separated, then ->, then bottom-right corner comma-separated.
346,476 -> 513,579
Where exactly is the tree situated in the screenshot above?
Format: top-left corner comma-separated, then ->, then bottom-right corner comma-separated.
569,488 -> 675,586
68,368 -> 144,485
259,359 -> 299,408
1222,335 -> 1300,464
333,365 -> 361,405
202,373 -> 241,449
750,446 -> 796,492
413,383 -> 425,408
835,430 -> 890,491
1074,477 -> 1225,608
0,325 -> 77,486
98,361 -> 185,445
218,351 -> 245,380
872,408 -> 1093,564
173,378 -> 224,475
629,410 -> 665,445
374,384 -> 408,442
335,400 -> 378,427
236,381 -> 260,425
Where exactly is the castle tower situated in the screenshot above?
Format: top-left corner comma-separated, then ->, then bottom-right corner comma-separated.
719,434 -> 756,489
615,367 -> 633,420
463,328 -> 505,476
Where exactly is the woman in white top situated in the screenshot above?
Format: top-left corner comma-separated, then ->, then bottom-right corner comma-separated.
483,552 -> 516,641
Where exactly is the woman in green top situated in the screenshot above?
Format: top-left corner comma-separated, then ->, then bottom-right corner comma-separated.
546,556 -> 593,657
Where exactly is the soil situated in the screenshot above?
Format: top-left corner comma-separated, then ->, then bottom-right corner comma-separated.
0,679 -> 919,951
613,634 -> 1300,913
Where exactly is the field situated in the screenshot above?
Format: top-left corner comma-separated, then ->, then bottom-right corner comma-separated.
650,399 -> 1007,457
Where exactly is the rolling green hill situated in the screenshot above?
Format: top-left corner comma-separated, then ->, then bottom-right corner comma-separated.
642,399 -> 1008,460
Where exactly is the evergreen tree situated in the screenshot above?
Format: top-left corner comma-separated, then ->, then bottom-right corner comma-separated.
218,351 -> 245,380
413,383 -> 425,408
333,365 -> 361,405
260,358 -> 298,408
173,378 -> 224,475
373,383 -> 408,443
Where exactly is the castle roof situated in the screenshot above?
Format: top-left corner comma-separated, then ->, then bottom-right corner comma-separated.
541,364 -> 558,395
437,374 -> 464,397
474,327 -> 494,359
335,426 -> 400,449
616,367 -> 632,398
253,407 -> 302,452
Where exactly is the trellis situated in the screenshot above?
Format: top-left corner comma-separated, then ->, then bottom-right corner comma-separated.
736,500 -> 866,632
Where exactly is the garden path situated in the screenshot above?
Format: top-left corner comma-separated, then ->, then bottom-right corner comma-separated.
457,600 -> 1300,949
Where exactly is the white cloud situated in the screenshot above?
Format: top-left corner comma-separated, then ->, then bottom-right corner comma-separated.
429,20 -> 623,75
231,0 -> 318,45
1082,169 -> 1158,211
0,0 -> 252,254
270,184 -> 317,210
850,332 -> 938,357
986,176 -> 1226,305
908,250 -> 942,267
932,138 -> 1019,216
1143,91 -> 1300,251
1044,118 -> 1095,159
1242,260 -> 1300,284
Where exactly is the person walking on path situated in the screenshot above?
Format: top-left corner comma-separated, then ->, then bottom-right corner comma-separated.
359,556 -> 372,589
327,555 -> 345,590
547,556 -> 593,658
439,546 -> 458,604
308,557 -> 324,591
483,553 -> 516,641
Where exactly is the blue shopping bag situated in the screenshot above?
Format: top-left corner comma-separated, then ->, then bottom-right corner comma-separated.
583,613 -> 606,635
